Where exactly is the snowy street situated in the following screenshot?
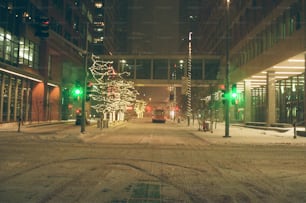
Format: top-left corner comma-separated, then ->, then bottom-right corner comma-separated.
0,118 -> 306,202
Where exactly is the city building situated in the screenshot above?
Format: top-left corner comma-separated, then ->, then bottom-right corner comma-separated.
1,0 -> 305,127
0,0 -> 98,123
188,0 -> 306,125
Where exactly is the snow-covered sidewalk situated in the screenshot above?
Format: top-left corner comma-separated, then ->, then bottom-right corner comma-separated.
177,120 -> 306,145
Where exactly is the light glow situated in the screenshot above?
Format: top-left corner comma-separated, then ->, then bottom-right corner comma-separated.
288,59 -> 305,63
0,67 -> 42,82
273,66 -> 304,69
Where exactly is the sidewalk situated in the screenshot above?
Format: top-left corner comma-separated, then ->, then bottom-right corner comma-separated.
178,120 -> 306,145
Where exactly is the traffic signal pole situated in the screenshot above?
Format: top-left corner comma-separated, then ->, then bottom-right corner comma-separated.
224,0 -> 231,138
81,23 -> 89,133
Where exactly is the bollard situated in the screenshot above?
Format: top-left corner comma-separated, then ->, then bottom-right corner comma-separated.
293,123 -> 297,139
17,117 -> 21,132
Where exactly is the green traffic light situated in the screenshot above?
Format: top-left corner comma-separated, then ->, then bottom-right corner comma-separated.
75,89 -> 81,95
73,87 -> 83,96
231,84 -> 237,98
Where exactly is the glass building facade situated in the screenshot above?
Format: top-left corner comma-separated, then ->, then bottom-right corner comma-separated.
250,73 -> 305,124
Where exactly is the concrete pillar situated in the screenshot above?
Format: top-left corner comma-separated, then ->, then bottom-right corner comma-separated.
266,71 -> 276,126
244,80 -> 252,123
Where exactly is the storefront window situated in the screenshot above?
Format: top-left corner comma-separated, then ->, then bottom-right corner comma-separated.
276,74 -> 304,124
251,87 -> 266,122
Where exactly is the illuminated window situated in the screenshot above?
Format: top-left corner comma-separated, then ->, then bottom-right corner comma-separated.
19,38 -> 37,69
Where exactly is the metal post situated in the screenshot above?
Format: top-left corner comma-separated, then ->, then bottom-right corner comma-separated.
224,0 -> 231,138
293,122 -> 297,139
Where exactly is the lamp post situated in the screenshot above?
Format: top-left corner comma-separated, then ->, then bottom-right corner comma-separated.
224,0 -> 230,137
187,31 -> 192,126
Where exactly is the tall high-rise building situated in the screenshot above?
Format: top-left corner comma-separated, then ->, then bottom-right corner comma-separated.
91,1 -> 105,55
102,0 -> 190,55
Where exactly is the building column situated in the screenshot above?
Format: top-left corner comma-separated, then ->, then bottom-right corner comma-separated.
13,78 -> 19,121
244,80 -> 251,123
266,71 -> 276,126
6,76 -> 12,122
304,53 -> 306,128
25,83 -> 31,122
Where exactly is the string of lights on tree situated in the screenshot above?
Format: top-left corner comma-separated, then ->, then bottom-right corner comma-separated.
88,55 -> 138,114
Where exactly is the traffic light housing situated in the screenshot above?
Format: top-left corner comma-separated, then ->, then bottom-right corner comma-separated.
86,82 -> 93,101
169,92 -> 174,101
72,81 -> 83,100
35,16 -> 49,38
75,109 -> 82,115
221,89 -> 226,105
231,84 -> 237,105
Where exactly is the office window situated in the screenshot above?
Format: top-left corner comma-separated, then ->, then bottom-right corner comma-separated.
19,38 -> 37,69
4,31 -> 18,65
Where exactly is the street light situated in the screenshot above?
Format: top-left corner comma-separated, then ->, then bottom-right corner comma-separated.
224,0 -> 231,138
186,15 -> 197,126
187,30 -> 192,126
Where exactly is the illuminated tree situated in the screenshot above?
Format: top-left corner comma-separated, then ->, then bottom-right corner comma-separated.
88,55 -> 138,119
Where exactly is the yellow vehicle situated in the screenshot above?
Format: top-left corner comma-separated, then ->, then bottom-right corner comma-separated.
152,109 -> 166,123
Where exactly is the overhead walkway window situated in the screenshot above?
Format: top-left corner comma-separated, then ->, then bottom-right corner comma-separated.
135,59 -> 151,79
191,59 -> 202,80
118,59 -> 134,79
153,59 -> 168,79
205,60 -> 219,80
169,59 -> 184,80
